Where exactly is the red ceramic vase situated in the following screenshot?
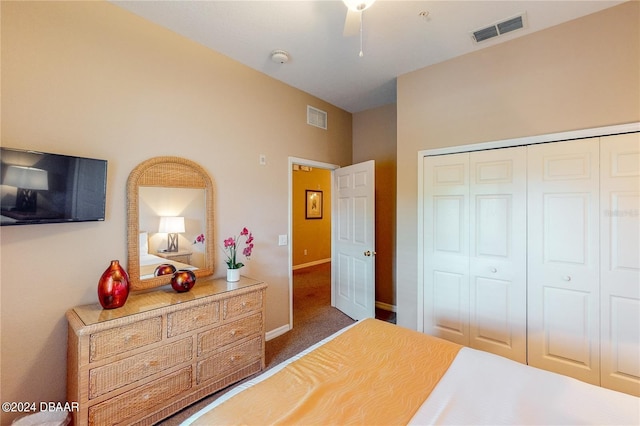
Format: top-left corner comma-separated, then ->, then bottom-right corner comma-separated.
97,260 -> 130,309
155,263 -> 177,276
171,269 -> 196,293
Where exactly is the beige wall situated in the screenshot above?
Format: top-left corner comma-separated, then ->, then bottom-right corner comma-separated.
0,1 -> 351,423
353,103 -> 397,307
292,167 -> 331,267
396,2 -> 640,329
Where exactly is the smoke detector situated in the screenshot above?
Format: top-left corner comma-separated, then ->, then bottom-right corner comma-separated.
271,50 -> 290,64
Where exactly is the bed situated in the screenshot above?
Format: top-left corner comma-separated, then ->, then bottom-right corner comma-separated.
138,232 -> 197,279
139,252 -> 196,279
182,318 -> 639,425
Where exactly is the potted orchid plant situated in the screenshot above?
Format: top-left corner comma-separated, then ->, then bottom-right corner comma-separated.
223,227 -> 254,282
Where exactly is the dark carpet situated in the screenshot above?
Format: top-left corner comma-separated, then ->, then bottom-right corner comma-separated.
266,262 -> 356,366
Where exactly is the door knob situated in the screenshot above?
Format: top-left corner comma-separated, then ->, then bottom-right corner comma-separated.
364,250 -> 376,257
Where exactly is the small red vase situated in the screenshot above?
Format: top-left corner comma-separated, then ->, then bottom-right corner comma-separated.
98,260 -> 130,309
155,263 -> 177,276
171,269 -> 196,293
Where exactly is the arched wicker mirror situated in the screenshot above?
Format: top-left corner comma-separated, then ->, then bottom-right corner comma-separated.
127,157 -> 215,291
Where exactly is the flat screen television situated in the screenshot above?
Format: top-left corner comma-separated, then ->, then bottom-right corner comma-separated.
0,147 -> 107,226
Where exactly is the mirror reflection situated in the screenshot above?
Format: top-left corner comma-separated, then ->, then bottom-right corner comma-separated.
127,156 -> 215,291
138,187 -> 206,280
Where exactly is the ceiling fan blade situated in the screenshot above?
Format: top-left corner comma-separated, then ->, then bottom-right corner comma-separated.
343,10 -> 361,37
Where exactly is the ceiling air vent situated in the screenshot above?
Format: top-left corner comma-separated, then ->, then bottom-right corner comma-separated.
471,12 -> 527,43
307,105 -> 327,130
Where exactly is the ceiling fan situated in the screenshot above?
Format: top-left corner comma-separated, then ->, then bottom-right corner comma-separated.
342,0 -> 376,57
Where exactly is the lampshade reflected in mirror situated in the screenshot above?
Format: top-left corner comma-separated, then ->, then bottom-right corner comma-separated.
3,165 -> 49,212
158,216 -> 185,252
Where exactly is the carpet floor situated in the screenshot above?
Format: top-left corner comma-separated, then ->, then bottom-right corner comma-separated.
158,262 -> 361,425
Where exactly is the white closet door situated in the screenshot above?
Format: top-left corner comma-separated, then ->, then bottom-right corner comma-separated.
600,133 -> 640,396
469,147 -> 527,363
528,138 -> 600,385
423,153 -> 470,345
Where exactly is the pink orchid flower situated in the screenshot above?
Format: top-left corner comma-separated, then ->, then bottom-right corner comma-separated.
224,228 -> 255,269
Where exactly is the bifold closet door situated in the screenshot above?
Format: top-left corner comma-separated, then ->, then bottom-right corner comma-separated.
600,133 -> 640,396
423,148 -> 527,362
423,153 -> 470,345
527,138 -> 600,385
469,147 -> 527,363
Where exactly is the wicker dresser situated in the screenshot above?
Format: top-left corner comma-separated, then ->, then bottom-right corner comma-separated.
66,276 -> 267,426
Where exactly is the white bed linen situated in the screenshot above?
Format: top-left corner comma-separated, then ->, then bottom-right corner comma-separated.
409,347 -> 640,425
139,253 -> 172,266
182,323 -> 640,426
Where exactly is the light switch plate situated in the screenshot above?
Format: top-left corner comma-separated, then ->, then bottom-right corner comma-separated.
278,234 -> 288,246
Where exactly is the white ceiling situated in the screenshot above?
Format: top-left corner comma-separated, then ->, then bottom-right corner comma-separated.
110,0 -> 624,113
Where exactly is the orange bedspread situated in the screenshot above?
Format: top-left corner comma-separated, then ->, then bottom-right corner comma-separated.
193,318 -> 462,425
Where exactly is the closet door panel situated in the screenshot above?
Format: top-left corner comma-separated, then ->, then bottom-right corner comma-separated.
469,147 -> 527,363
423,153 -> 470,345
544,194 -> 590,263
528,138 -> 600,385
543,287 -> 591,364
473,276 -> 511,345
600,133 -> 640,396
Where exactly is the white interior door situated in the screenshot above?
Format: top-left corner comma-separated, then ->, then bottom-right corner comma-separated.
527,138 -> 601,385
469,147 -> 527,363
600,133 -> 640,396
333,160 -> 375,320
423,153 -> 470,345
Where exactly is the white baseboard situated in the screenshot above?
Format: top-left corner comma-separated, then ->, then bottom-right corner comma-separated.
266,324 -> 290,341
292,258 -> 331,270
375,301 -> 396,312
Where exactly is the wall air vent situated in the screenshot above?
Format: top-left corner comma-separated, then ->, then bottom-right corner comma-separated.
307,105 -> 327,130
471,12 -> 527,43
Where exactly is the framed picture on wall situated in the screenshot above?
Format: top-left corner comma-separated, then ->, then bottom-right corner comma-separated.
305,190 -> 323,219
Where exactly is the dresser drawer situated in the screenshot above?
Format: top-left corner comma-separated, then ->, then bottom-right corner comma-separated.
167,301 -> 220,337
88,367 -> 192,426
89,338 -> 192,399
198,313 -> 262,357
68,279 -> 266,426
90,317 -> 162,362
197,336 -> 262,384
223,290 -> 263,320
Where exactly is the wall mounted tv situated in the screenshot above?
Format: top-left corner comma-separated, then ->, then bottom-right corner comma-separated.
0,148 -> 107,226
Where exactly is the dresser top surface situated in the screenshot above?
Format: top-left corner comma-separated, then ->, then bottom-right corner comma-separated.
72,276 -> 265,326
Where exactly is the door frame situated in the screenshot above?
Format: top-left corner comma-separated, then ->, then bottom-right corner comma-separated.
416,122 -> 639,333
288,156 -> 339,330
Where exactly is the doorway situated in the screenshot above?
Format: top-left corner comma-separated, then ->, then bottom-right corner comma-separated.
288,157 -> 377,330
288,157 -> 337,328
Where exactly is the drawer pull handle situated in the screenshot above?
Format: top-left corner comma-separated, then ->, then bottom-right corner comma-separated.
230,330 -> 237,336
563,275 -> 572,282
230,355 -> 237,362
143,394 -> 150,401
490,267 -> 497,273
241,302 -> 247,308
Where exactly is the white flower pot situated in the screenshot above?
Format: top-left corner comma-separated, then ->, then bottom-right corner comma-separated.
227,268 -> 240,282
